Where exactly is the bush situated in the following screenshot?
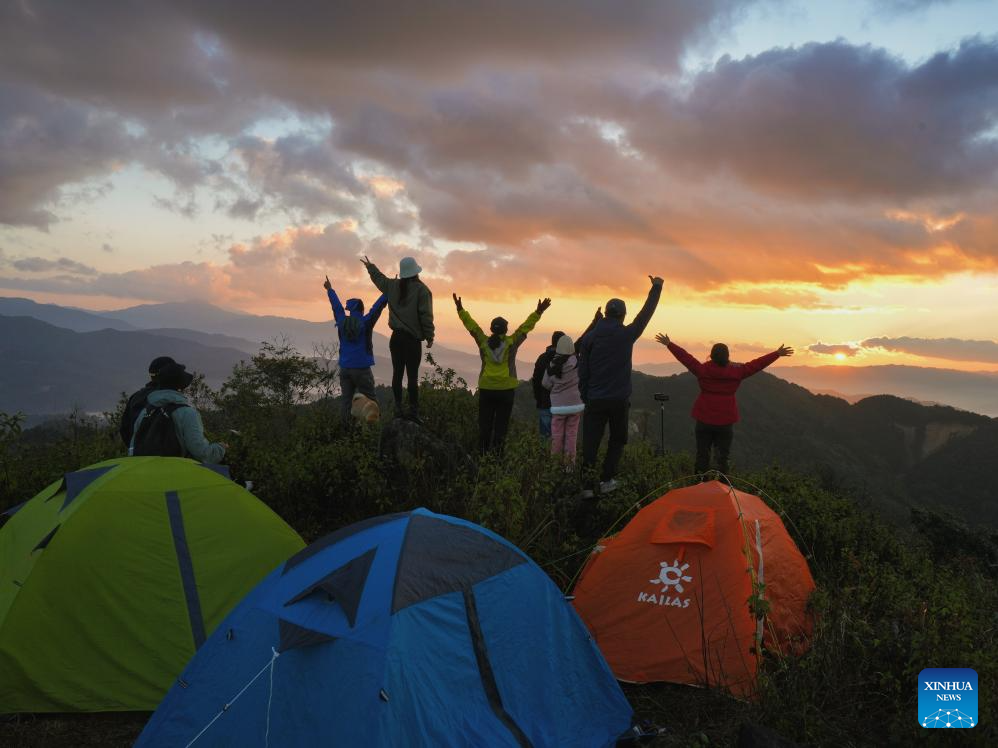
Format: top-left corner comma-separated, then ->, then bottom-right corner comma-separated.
2,349 -> 995,747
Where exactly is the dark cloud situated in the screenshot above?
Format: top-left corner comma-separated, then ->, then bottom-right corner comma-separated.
153,192 -> 200,219
872,0 -> 957,15
337,89 -> 562,178
9,256 -> 98,275
862,336 -> 998,363
0,2 -> 228,119
0,84 -> 137,228
2,0 -> 998,304
225,196 -> 264,221
373,195 -> 418,235
809,343 -> 861,357
227,132 -> 364,220
176,0 -> 747,72
629,39 -> 998,200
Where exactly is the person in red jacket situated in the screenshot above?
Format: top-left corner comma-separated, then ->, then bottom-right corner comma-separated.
655,333 -> 794,475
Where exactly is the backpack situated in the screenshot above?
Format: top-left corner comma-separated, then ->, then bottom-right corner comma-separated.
120,387 -> 153,447
131,403 -> 187,457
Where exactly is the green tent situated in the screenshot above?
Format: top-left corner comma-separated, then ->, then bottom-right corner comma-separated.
0,457 -> 305,713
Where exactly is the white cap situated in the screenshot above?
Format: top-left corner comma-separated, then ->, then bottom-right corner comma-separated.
399,257 -> 422,279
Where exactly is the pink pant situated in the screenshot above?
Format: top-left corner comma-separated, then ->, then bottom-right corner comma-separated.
551,413 -> 582,462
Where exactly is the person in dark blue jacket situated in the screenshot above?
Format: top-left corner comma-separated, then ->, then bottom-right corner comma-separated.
324,275 -> 388,422
579,275 -> 664,497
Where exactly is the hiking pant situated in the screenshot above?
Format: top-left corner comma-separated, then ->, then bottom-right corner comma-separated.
339,367 -> 376,422
581,399 -> 629,483
694,421 -> 734,474
537,408 -> 552,438
551,412 -> 582,463
389,329 -> 421,414
479,389 -> 516,454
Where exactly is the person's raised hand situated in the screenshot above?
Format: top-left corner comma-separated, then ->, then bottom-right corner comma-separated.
323,274 -> 332,291
777,344 -> 794,357
655,333 -> 671,347
426,339 -> 434,349
593,306 -> 603,322
452,293 -> 463,312
359,255 -> 373,268
649,275 -> 664,287
536,297 -> 552,314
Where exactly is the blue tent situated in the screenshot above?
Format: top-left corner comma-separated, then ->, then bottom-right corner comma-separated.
136,509 -> 632,747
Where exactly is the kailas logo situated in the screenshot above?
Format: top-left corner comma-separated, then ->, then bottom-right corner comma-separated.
649,559 -> 692,593
636,559 -> 693,608
919,668 -> 978,729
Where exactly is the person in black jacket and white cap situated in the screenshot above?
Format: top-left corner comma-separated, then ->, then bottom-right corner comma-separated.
578,275 -> 664,497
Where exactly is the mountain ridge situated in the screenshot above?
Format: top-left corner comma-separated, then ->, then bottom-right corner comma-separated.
3,295 -> 997,416
1,308 -> 994,527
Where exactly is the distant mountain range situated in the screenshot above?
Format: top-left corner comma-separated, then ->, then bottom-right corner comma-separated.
632,361 -> 998,418
5,296 -> 997,416
0,315 -> 247,415
514,370 -> 998,528
2,296 -> 995,528
0,296 -> 482,399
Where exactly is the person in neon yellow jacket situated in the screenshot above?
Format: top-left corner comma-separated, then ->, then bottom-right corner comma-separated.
454,293 -> 552,454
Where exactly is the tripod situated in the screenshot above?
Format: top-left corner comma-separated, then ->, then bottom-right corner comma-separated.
654,393 -> 669,457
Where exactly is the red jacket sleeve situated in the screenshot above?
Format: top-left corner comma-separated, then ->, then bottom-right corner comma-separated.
667,342 -> 707,378
737,350 -> 782,379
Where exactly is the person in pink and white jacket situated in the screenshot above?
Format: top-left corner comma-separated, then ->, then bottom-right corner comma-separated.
542,335 -> 585,463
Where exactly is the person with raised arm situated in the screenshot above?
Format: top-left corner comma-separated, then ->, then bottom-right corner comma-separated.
655,333 -> 794,475
454,293 -> 551,454
530,306 -> 603,438
579,276 -> 664,498
542,334 -> 585,465
361,255 -> 434,423
323,274 -> 387,424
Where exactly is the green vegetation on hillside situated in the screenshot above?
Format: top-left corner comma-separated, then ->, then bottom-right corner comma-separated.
1,345 -> 995,747
514,370 -> 998,528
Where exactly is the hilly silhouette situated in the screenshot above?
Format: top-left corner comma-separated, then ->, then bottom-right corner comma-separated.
0,297 -> 139,332
637,359 -> 998,417
0,315 -> 248,415
0,296 -> 483,386
516,369 -> 997,528
95,300 -> 485,375
5,296 -> 996,416
2,297 -> 995,527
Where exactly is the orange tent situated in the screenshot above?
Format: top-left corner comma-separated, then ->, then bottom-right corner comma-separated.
572,480 -> 815,698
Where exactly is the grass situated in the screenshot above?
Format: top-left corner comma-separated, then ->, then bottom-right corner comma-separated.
1,353 -> 995,746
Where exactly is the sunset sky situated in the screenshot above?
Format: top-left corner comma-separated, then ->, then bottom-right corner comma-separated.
2,0 -> 997,369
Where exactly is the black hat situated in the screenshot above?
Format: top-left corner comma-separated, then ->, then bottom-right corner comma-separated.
148,356 -> 176,376
490,317 -> 509,335
157,362 -> 194,390
551,331 -> 566,346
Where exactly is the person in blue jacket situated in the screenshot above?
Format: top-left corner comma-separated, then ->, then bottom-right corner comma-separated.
324,274 -> 388,423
